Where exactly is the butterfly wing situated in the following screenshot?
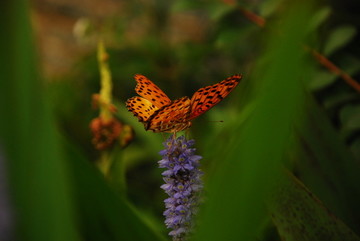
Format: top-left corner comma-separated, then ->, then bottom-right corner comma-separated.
189,74 -> 242,120
134,74 -> 172,108
145,97 -> 192,132
126,96 -> 159,122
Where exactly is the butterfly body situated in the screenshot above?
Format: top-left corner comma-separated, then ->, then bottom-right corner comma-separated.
144,96 -> 192,132
126,74 -> 242,133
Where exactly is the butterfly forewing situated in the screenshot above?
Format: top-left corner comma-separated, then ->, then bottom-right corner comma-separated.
134,74 -> 171,108
146,97 -> 192,132
189,74 -> 242,120
126,96 -> 159,122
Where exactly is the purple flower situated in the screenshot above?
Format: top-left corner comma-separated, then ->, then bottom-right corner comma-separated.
158,135 -> 203,241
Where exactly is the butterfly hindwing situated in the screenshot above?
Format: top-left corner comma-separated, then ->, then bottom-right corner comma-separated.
134,74 -> 171,108
145,97 -> 192,132
189,74 -> 242,120
126,96 -> 159,122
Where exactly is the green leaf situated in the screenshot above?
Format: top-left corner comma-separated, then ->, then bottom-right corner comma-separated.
64,142 -> 167,241
324,25 -> 357,56
259,0 -> 285,17
307,7 -> 332,32
339,104 -> 360,137
268,172 -> 360,241
293,97 -> 360,231
0,2 -> 167,241
308,70 -> 338,91
193,2 -> 314,241
207,2 -> 235,21
0,1 -> 80,241
323,90 -> 358,110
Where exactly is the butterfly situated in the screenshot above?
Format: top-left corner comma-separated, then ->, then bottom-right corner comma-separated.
126,74 -> 242,133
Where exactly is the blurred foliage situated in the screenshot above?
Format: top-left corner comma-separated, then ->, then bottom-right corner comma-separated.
1,0 -> 360,240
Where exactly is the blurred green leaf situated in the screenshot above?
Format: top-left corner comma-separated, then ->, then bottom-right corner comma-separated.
323,25 -> 357,56
259,0 -> 284,18
269,172 -> 360,241
293,97 -> 360,232
322,91 -> 358,110
0,1 -> 80,241
0,1 -> 168,241
63,141 -> 167,241
259,0 -> 284,17
337,54 -> 360,76
307,7 -> 332,32
339,104 -> 360,138
193,2 -> 313,241
308,70 -> 338,91
207,2 -> 235,21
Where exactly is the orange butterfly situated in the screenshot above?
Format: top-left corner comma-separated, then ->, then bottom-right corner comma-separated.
126,74 -> 242,133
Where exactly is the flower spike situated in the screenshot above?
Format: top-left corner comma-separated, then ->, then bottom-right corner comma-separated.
159,135 -> 203,241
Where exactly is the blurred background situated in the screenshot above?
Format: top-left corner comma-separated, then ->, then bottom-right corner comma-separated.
1,0 -> 360,240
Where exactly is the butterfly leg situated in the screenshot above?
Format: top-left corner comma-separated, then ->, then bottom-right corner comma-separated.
172,132 -> 177,142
